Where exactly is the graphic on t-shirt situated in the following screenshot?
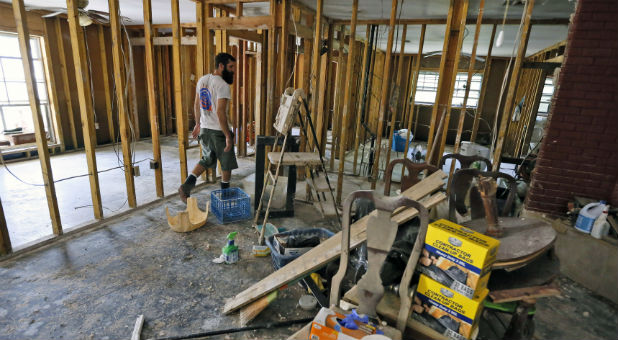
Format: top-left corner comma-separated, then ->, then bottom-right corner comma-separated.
200,87 -> 212,111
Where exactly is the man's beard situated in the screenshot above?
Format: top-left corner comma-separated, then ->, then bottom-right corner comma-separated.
222,69 -> 234,84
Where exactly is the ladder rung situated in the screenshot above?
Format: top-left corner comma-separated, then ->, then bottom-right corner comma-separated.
268,170 -> 276,183
311,176 -> 331,192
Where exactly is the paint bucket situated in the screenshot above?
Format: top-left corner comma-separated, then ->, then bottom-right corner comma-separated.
575,201 -> 606,233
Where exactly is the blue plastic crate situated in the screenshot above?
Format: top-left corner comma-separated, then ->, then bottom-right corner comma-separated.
265,228 -> 335,270
210,188 -> 252,224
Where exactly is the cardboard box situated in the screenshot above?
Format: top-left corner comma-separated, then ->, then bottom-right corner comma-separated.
412,274 -> 487,340
418,219 -> 500,298
309,307 -> 381,340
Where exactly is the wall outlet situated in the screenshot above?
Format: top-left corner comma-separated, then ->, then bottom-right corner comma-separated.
95,122 -> 100,129
133,165 -> 141,177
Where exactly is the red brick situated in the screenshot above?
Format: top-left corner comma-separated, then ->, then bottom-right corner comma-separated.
593,12 -> 618,21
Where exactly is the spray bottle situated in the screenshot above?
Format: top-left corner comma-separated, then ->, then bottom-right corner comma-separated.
222,231 -> 239,264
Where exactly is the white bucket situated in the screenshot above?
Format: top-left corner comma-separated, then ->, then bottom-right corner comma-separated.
575,201 -> 606,233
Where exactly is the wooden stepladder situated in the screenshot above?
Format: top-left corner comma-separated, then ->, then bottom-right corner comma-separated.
254,88 -> 340,246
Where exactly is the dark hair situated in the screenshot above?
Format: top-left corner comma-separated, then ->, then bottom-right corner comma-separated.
215,52 -> 236,69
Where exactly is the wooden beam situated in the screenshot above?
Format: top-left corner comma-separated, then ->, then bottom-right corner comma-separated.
156,46 -> 167,136
402,25 -> 426,173
53,18 -> 78,150
108,0 -> 137,208
522,61 -> 562,70
336,0 -> 358,204
470,24 -> 496,142
264,0 -> 277,136
316,23 -> 334,156
426,0 -> 469,166
370,0 -> 398,189
172,0 -> 189,181
329,26 -> 346,170
97,25 -> 115,144
206,15 -> 273,30
205,0 -> 266,3
66,0 -> 104,218
385,24 -> 407,168
277,0 -> 289,97
255,35 -> 266,137
492,0 -> 535,171
309,0 -> 323,151
42,19 -> 65,151
352,26 -> 371,174
332,17 -> 568,26
12,0 -> 63,234
144,0 -> 164,198
0,197 -> 10,255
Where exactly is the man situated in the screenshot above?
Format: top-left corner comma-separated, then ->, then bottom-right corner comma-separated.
178,52 -> 238,203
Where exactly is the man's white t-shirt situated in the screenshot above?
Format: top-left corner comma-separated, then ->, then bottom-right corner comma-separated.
196,74 -> 232,131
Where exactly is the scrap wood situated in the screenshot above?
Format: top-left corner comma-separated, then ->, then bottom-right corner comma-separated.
166,197 -> 209,233
223,171 -> 447,315
489,284 -> 561,303
131,314 -> 144,340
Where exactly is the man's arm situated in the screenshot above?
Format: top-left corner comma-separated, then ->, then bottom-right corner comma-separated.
192,91 -> 200,139
216,98 -> 233,152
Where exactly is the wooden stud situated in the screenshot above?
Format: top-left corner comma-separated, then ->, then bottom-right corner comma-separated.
332,17 -> 568,26
385,24 -> 407,168
124,35 -> 140,141
335,0 -> 359,204
41,19 -> 65,151
426,0 -> 469,166
516,69 -> 546,156
54,18 -> 78,150
492,0 -> 535,171
265,0 -> 277,136
109,0 -> 138,209
0,197 -> 10,255
329,26 -> 346,170
316,24 -> 334,156
277,0 -> 290,95
370,0 -> 399,189
402,24 -> 426,176
309,0 -> 323,150
470,24 -> 496,142
144,0 -> 164,198
66,0 -> 105,217
171,0 -> 188,181
352,26 -> 371,174
156,46 -> 167,135
255,34 -> 266,137
12,0 -> 63,234
240,41 -> 248,156
97,25 -> 115,144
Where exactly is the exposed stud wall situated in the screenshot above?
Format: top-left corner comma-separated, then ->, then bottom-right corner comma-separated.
526,0 -> 618,214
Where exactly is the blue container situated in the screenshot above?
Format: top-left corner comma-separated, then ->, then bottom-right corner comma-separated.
266,228 -> 334,270
210,188 -> 252,224
392,131 -> 407,152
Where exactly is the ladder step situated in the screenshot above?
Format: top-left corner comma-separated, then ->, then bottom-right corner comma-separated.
311,176 -> 331,192
268,152 -> 322,166
268,170 -> 276,183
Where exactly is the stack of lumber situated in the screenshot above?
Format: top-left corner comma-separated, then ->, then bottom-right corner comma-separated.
222,171 -> 447,320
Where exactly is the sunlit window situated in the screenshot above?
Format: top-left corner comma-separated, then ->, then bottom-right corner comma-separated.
0,32 -> 51,138
414,71 -> 483,108
537,77 -> 554,116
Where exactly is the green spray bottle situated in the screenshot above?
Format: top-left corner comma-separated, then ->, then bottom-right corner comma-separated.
222,231 -> 239,264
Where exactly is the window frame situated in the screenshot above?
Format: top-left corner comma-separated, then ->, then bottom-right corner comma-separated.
413,70 -> 483,108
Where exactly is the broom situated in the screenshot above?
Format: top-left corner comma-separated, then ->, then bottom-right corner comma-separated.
239,291 -> 278,326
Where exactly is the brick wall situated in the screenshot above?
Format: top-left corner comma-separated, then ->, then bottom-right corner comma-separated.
525,0 -> 618,215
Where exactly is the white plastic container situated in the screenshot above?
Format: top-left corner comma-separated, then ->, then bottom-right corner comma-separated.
575,201 -> 606,233
591,206 -> 610,239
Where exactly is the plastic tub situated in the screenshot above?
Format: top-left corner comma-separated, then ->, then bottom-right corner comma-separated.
265,228 -> 334,270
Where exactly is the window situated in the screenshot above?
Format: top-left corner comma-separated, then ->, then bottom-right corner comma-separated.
0,32 -> 51,138
537,77 -> 554,116
414,71 -> 483,108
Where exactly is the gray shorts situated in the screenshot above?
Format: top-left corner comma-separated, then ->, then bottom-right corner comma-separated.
198,128 -> 238,171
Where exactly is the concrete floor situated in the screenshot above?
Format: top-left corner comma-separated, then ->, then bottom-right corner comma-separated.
0,136 -> 252,248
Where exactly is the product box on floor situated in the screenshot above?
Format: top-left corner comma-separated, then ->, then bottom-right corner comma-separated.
412,274 -> 487,340
418,219 -> 500,298
309,307 -> 385,340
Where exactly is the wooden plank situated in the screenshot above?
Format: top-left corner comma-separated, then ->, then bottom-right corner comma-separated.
164,46 -> 174,133
470,24 -> 496,143
492,0 -> 535,171
316,23 -> 333,156
370,0 -> 398,189
384,24 -> 407,169
223,170 -> 447,314
0,197 -> 10,255
426,0 -> 469,165
66,0 -> 104,218
489,285 -> 560,303
267,152 -> 321,166
352,27 -> 371,174
41,19 -> 65,151
401,25 -> 426,171
109,0 -> 137,208
97,25 -> 115,144
335,0 -> 358,204
206,15 -> 273,30
144,0 -> 164,198
172,0 -> 188,181
12,0 -> 63,235
54,18 -> 78,150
